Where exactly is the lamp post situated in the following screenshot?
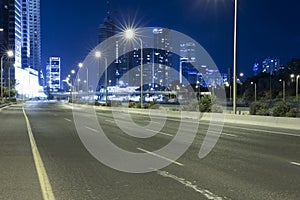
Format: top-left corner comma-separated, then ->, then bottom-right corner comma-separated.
279,79 -> 285,101
95,51 -> 108,104
8,65 -> 15,99
124,29 -> 143,108
71,69 -> 75,100
78,62 -> 89,98
296,75 -> 300,101
233,0 -> 238,114
251,82 -> 257,102
1,50 -> 14,99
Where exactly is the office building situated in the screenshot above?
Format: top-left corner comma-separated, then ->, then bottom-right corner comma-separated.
180,41 -> 198,85
29,0 -> 41,72
98,2 -> 117,88
262,57 -> 280,74
46,57 -> 61,91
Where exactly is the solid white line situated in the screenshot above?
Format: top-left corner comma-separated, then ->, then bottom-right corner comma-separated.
85,126 -> 99,133
64,118 -> 72,122
22,107 -> 55,200
290,162 -> 300,166
146,129 -> 173,137
156,170 -> 226,200
137,148 -> 183,166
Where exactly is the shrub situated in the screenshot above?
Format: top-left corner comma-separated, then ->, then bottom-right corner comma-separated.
250,102 -> 269,115
286,107 -> 300,118
128,102 -> 136,108
211,104 -> 223,113
149,101 -> 160,109
272,101 -> 291,117
199,95 -> 212,112
183,99 -> 199,111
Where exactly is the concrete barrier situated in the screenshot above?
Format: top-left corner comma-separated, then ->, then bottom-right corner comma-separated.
74,104 -> 300,131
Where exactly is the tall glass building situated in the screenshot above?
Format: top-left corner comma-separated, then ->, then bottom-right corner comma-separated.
46,57 -> 61,92
29,0 -> 41,73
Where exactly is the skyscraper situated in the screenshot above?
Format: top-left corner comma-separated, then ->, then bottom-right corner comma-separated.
22,0 -> 30,69
46,57 -> 61,92
153,28 -> 173,87
262,57 -> 280,74
29,0 -> 41,72
0,0 -> 41,98
98,1 -> 117,87
180,41 -> 197,85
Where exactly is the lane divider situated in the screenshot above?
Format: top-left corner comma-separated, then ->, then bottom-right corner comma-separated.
137,147 -> 184,166
22,107 -> 55,200
156,169 -> 228,200
290,162 -> 300,167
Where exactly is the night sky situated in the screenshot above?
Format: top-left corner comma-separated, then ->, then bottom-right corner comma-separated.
41,0 -> 300,79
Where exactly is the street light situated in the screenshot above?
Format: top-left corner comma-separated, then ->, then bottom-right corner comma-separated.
1,50 -> 14,99
251,82 -> 257,102
233,0 -> 238,114
279,79 -> 285,101
124,28 -> 144,108
78,62 -> 89,98
95,51 -> 108,104
296,75 -> 300,101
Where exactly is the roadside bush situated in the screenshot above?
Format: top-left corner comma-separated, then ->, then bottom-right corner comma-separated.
250,102 -> 269,116
272,101 -> 291,117
211,104 -> 223,113
128,102 -> 136,108
149,101 -> 160,109
286,107 -> 300,118
199,95 -> 212,112
183,99 -> 199,111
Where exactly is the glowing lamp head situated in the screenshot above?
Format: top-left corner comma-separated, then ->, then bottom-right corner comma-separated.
95,51 -> 101,58
7,50 -> 14,57
124,29 -> 135,40
78,63 -> 83,68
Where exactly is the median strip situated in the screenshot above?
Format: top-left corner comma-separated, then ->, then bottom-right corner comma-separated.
22,107 -> 55,200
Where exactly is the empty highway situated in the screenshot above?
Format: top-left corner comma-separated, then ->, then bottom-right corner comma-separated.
0,101 -> 299,200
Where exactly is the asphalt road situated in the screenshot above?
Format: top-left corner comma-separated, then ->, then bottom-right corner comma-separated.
0,101 -> 299,200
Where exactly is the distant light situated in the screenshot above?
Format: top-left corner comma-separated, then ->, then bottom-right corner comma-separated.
239,72 -> 244,77
71,70 -> 75,74
95,51 -> 101,58
78,62 -> 83,68
7,50 -> 14,57
0,28 -> 4,32
124,29 -> 135,40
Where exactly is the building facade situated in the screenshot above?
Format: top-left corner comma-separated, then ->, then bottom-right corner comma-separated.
29,0 -> 41,72
262,57 -> 280,74
46,57 -> 61,92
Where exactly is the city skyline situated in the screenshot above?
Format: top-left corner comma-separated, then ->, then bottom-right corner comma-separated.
41,0 -> 300,80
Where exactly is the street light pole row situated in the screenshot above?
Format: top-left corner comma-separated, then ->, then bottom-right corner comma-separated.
1,50 -> 14,99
